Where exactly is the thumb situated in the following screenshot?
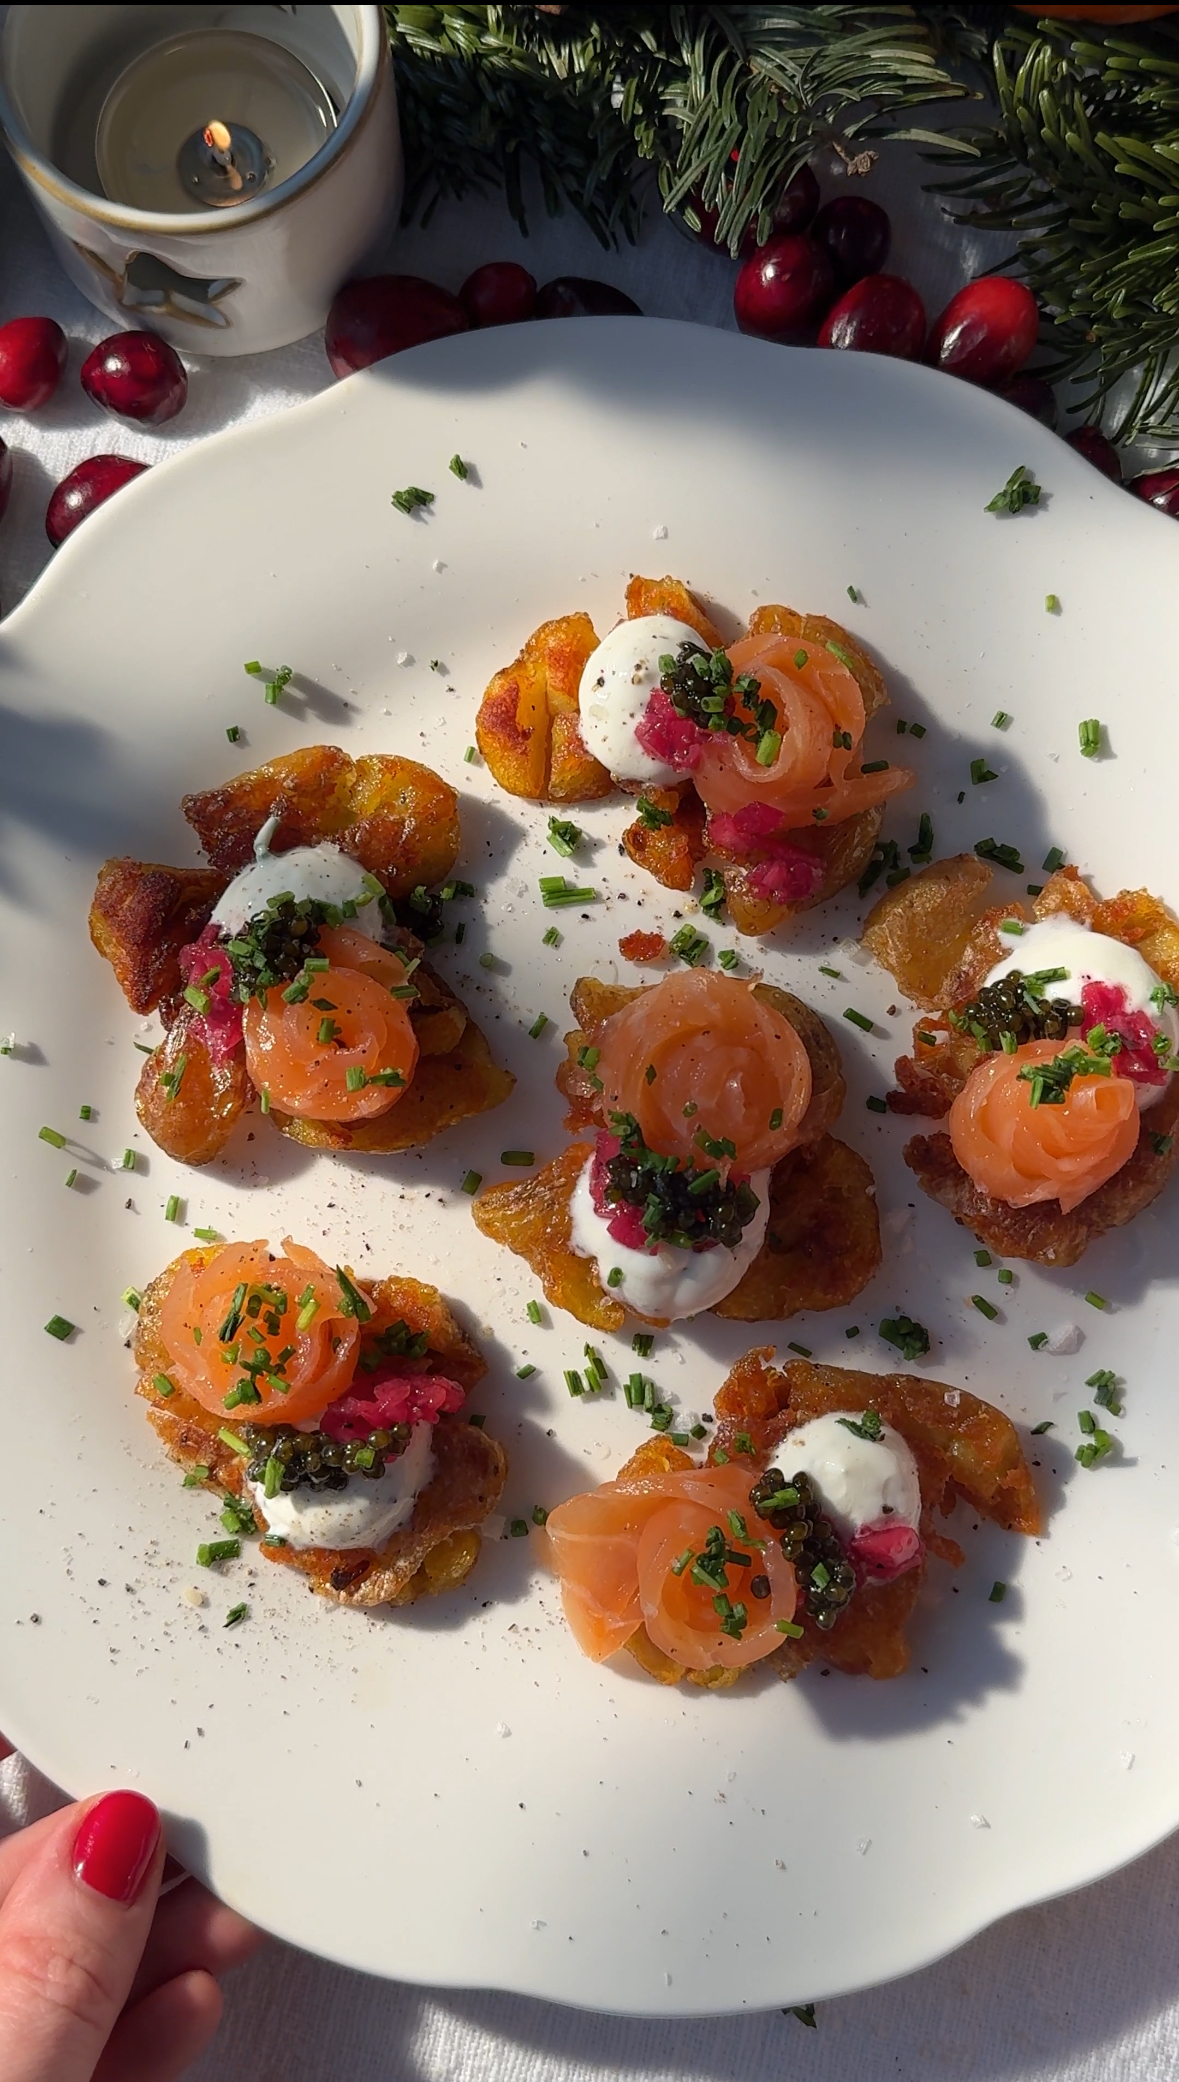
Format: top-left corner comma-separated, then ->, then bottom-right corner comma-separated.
0,1790 -> 164,2082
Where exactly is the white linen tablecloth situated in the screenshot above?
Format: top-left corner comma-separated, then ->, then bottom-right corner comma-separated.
2,124 -> 1178,2082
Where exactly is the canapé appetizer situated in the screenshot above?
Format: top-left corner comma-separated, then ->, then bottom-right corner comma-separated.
90,746 -> 513,1164
473,968 -> 880,1328
863,856 -> 1179,1265
135,1239 -> 506,1608
475,575 -> 913,935
546,1350 -> 1039,1687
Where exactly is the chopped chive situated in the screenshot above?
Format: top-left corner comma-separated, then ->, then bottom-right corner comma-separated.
607,1267 -> 623,1287
540,880 -> 598,908
970,757 -> 998,785
344,1065 -> 367,1091
478,951 -> 502,972
1026,883 -> 1044,896
500,1151 -> 534,1167
1078,718 -> 1103,759
1045,593 -> 1060,613
183,1465 -> 211,1487
896,719 -> 908,734
819,964 -> 841,979
226,724 -> 241,743
64,1168 -> 78,1188
787,1341 -> 812,1356
1042,847 -> 1066,873
1153,1132 -> 1173,1157
507,1519 -> 529,1538
632,1333 -> 653,1358
542,926 -> 561,947
908,722 -> 926,738
1028,1331 -> 1049,1349
794,648 -> 808,669
224,1602 -> 248,1627
775,1619 -> 805,1638
460,1170 -> 482,1194
768,1107 -> 784,1130
165,1195 -> 181,1223
866,1095 -> 887,1114
547,816 -> 581,857
564,1369 -> 584,1397
217,1427 -> 251,1456
971,1294 -> 999,1320
860,759 -> 889,775
38,1125 -> 66,1148
391,485 -> 434,515
991,711 -> 1011,729
449,453 -> 468,479
196,1539 -> 240,1567
464,744 -> 477,763
718,948 -> 739,971
78,1104 -> 93,1122
988,1580 -> 1007,1603
528,1013 -> 550,1039
152,1373 -> 176,1398
847,584 -> 858,601
526,1300 -> 542,1325
531,1505 -> 549,1527
997,1268 -> 1014,1285
1031,1419 -> 1053,1434
669,924 -> 709,967
121,1287 -> 142,1312
515,1364 -> 536,1379
44,1315 -> 74,1340
974,1249 -> 992,1267
843,1008 -> 874,1033
260,1089 -> 270,1114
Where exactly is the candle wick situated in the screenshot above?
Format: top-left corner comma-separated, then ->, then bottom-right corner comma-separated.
202,122 -> 244,191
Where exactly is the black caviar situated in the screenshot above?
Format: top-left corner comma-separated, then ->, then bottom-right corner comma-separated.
224,890 -> 381,1003
658,641 -> 769,741
749,1466 -> 857,1631
241,1420 -> 411,1497
952,968 -> 1082,1052
604,1111 -> 761,1251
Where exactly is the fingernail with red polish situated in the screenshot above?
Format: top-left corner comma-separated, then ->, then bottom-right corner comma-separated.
72,1791 -> 160,1905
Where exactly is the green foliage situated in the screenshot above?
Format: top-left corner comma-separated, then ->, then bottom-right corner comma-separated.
387,5 -> 970,251
938,16 -> 1179,444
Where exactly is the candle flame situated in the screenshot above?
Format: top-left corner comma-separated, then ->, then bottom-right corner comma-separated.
204,121 -> 232,153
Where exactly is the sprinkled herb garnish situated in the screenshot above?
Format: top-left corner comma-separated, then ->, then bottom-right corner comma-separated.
972,1293 -> 999,1320
516,1365 -> 536,1380
975,837 -> 1025,875
1078,717 -> 1103,759
1028,1331 -> 1049,1349
879,1314 -> 930,1361
45,1315 -> 74,1340
836,1409 -> 883,1441
334,1266 -> 372,1322
1018,1030 -> 1121,1108
665,923 -> 708,967
1045,594 -> 1060,613
635,793 -> 673,830
701,868 -> 726,921
602,1110 -> 759,1251
528,1013 -> 550,1039
391,486 -> 434,515
992,711 -> 1011,730
1086,1368 -> 1123,1414
564,1369 -> 584,1397
540,876 -> 597,909
997,1268 -> 1013,1285
165,1195 -> 181,1223
244,661 -> 293,706
985,464 -> 1041,515
1085,1289 -> 1109,1310
657,640 -> 770,747
718,948 -> 739,971
501,1150 -> 534,1166
787,1341 -> 812,1356
843,1007 -> 874,1033
866,1095 -> 887,1114
819,964 -> 841,980
224,1602 -> 249,1627
38,1125 -> 66,1149
1153,1132 -> 1173,1157
970,758 -> 998,786
1031,1419 -> 1053,1433
908,812 -> 934,863
197,1539 -> 240,1567
526,1300 -> 542,1325
989,1581 -> 1007,1603
547,816 -> 581,857
448,454 -> 468,479
1076,1410 -> 1114,1467
632,1333 -> 654,1358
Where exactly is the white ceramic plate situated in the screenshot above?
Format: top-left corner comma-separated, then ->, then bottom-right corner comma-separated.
1,320 -> 1177,2016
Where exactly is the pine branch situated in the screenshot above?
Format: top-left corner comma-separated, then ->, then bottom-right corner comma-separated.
934,15 -> 1179,444
387,5 -> 972,253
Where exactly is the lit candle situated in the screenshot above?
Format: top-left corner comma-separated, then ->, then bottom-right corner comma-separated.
95,28 -> 337,214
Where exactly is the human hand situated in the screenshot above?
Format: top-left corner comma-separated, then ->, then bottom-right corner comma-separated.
0,1739 -> 262,2082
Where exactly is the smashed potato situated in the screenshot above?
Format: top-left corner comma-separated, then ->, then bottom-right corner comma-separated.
866,859 -> 1179,1261
135,1254 -> 505,1609
624,573 -> 723,647
183,746 -> 460,898
621,784 -> 705,891
135,1009 -> 249,1165
709,1351 -> 1038,1682
89,858 -> 226,1015
475,978 -> 878,1326
475,612 -> 611,802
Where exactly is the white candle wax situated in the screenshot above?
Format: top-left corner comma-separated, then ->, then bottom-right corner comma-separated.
95,28 -> 336,213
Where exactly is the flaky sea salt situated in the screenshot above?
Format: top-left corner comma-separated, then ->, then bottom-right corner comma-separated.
653,524 -> 668,540
970,1814 -> 990,1830
1046,1322 -> 1083,1355
181,1586 -> 206,1609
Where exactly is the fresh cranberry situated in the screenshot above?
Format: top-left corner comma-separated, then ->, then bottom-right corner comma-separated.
0,437 -> 11,523
45,455 -> 149,547
459,262 -> 537,327
998,374 -> 1057,427
818,274 -> 925,359
812,196 -> 891,287
733,235 -> 835,342
535,278 -> 642,318
693,161 -> 820,253
1067,425 -> 1122,482
324,275 -> 468,378
81,331 -> 187,425
1129,464 -> 1179,514
0,315 -> 67,410
926,276 -> 1039,386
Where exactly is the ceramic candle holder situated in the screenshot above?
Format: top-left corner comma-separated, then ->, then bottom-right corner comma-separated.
0,5 -> 402,357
